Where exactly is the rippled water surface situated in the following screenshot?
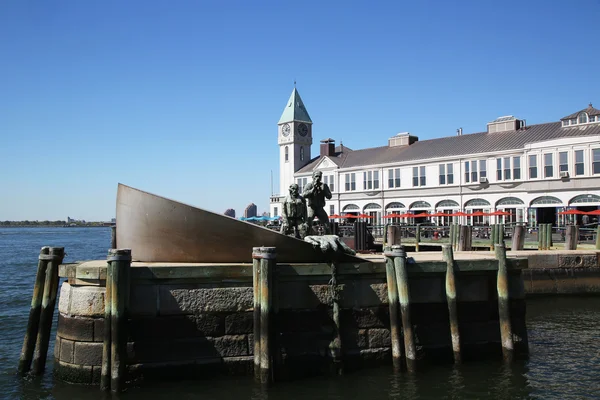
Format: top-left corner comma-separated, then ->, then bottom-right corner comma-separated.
1,227 -> 599,399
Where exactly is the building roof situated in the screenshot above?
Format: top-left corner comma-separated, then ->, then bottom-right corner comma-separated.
278,88 -> 312,124
296,120 -> 600,173
561,104 -> 600,120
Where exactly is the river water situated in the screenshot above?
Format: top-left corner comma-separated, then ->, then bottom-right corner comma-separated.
1,227 -> 599,399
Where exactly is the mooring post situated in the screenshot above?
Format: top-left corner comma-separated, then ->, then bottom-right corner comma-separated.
101,253 -> 114,391
253,247 -> 276,385
252,250 -> 261,382
449,224 -> 455,249
387,224 -> 401,246
32,247 -> 65,375
499,224 -> 505,246
495,243 -> 513,363
110,225 -> 117,249
546,224 -> 553,249
391,245 -> 416,372
415,224 -> 421,252
442,245 -> 461,364
107,248 -> 131,392
490,224 -> 496,251
512,225 -> 525,251
596,225 -> 600,250
540,224 -> 547,250
384,248 -> 403,372
18,247 -> 50,375
458,225 -> 468,251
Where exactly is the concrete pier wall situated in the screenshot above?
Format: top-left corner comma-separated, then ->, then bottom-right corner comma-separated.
54,259 -> 527,385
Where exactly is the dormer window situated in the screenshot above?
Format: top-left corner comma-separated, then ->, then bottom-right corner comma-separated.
562,104 -> 599,127
578,113 -> 588,124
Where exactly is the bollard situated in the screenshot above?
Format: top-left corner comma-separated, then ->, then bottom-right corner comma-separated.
100,253 -> 113,391
18,247 -> 50,375
107,249 -> 131,392
110,225 -> 117,249
253,247 -> 276,385
384,249 -> 403,372
391,245 -> 417,372
442,245 -> 461,364
32,247 -> 65,375
495,243 -> 513,363
512,225 -> 525,251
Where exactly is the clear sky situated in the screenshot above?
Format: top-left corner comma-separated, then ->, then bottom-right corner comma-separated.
1,0 -> 599,221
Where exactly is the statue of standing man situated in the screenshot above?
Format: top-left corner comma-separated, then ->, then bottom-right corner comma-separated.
280,183 -> 308,239
303,170 -> 332,235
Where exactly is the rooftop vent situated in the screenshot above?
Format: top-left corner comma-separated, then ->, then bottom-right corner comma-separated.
487,116 -> 525,133
389,132 -> 418,147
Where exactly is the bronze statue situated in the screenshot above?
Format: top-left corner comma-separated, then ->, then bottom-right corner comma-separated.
280,183 -> 308,238
303,170 -> 332,235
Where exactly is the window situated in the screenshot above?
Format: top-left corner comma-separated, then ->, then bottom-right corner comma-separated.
388,168 -> 401,188
323,175 -> 335,192
330,205 -> 335,215
559,151 -> 568,173
503,157 -> 511,180
544,153 -> 553,178
284,146 -> 289,162
439,163 -> 453,185
496,158 -> 502,180
529,155 -> 538,179
300,146 -> 304,161
469,161 -> 476,182
465,161 -> 470,183
590,116 -> 597,122
413,166 -> 426,187
345,173 -> 356,191
575,150 -> 584,176
479,160 -> 486,179
296,177 -> 307,193
273,207 -> 278,217
363,170 -> 380,190
593,149 -> 600,174
579,113 -> 588,124
513,156 -> 521,180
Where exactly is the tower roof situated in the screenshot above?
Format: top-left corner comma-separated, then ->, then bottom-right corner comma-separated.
278,88 -> 312,124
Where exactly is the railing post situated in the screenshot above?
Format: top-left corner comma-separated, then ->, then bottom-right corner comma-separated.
391,245 -> 416,372
495,243 -> 513,363
442,245 -> 461,364
18,247 -> 50,375
384,247 -> 403,372
106,248 -> 131,392
32,247 -> 65,375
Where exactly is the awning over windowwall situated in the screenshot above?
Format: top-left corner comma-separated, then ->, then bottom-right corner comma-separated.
495,197 -> 525,209
529,196 -> 563,208
436,199 -> 459,209
569,194 -> 600,206
385,201 -> 406,211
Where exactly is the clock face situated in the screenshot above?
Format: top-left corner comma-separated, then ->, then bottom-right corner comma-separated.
298,123 -> 308,137
281,123 -> 291,136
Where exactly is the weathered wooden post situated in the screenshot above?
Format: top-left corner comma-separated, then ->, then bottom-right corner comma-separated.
415,224 -> 421,252
391,245 -> 416,372
495,243 -> 513,363
453,224 -> 460,251
110,225 -> 117,249
252,250 -> 261,382
511,225 -> 525,251
442,245 -> 461,364
498,224 -> 505,246
387,225 -> 401,246
32,247 -> 65,375
539,224 -> 546,250
329,262 -> 343,375
458,225 -> 470,251
107,248 -> 131,392
565,225 -> 578,250
449,224 -> 455,249
101,251 -> 113,391
18,247 -> 50,375
384,247 -> 403,372
253,247 -> 276,385
490,224 -> 496,251
546,224 -> 553,249
596,225 -> 600,250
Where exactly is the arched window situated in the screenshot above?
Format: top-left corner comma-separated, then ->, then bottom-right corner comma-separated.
385,202 -> 406,210
579,113 -> 588,124
409,200 -> 431,209
342,204 -> 360,211
300,146 -> 304,161
364,203 -> 381,211
436,199 -> 459,209
496,197 -> 524,206
284,146 -> 289,162
569,194 -> 600,205
464,198 -> 490,208
530,196 -> 562,206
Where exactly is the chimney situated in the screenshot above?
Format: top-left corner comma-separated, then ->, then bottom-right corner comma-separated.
457,127 -> 463,136
320,138 -> 335,157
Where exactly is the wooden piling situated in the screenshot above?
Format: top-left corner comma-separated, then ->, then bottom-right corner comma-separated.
252,253 -> 261,382
512,225 -> 525,251
539,224 -> 546,250
107,248 -> 131,392
490,224 -> 496,251
565,225 -> 577,250
498,224 -> 505,246
458,225 -> 470,251
384,249 -> 403,372
100,254 -> 113,391
596,225 -> 600,250
110,225 -> 117,249
449,224 -> 455,249
545,224 -> 553,249
32,247 -> 65,375
253,247 -> 276,385
18,247 -> 50,375
442,245 -> 461,364
391,245 -> 416,372
329,262 -> 343,375
415,224 -> 421,252
387,225 -> 401,246
495,243 -> 513,363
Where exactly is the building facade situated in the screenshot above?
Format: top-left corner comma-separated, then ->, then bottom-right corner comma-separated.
270,89 -> 600,227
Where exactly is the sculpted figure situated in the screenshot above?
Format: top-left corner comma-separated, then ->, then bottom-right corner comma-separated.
280,184 -> 308,238
303,170 -> 332,235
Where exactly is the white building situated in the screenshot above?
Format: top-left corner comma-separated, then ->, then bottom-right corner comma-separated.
270,88 -> 600,227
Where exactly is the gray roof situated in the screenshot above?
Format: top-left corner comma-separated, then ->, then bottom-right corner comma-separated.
297,121 -> 600,173
561,104 -> 600,120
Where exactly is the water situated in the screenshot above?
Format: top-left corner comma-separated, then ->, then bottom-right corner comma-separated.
1,227 -> 599,399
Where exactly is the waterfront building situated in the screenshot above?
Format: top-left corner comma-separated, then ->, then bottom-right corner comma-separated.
270,88 -> 600,227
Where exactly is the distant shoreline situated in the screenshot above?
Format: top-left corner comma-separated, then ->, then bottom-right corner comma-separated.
0,224 -> 113,228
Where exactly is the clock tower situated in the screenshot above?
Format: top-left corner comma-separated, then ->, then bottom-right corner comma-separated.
277,87 -> 313,194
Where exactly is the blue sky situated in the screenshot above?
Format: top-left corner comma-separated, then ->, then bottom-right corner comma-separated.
1,0 -> 599,221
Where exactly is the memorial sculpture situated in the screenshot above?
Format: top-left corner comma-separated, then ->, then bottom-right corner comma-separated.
302,170 -> 333,235
280,183 -> 308,239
